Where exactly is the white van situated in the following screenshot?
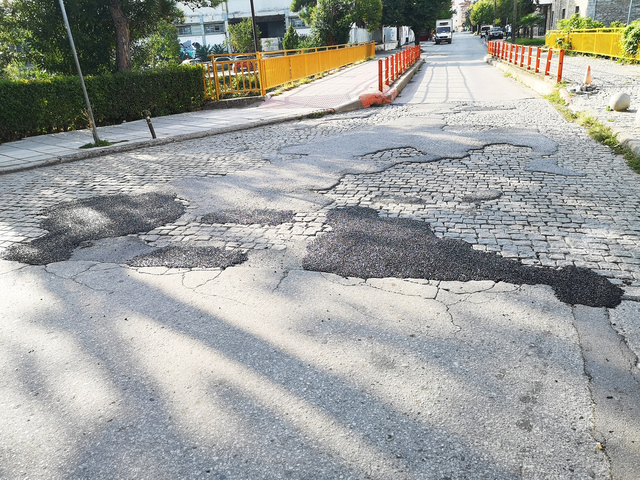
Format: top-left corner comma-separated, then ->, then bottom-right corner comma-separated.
434,19 -> 453,44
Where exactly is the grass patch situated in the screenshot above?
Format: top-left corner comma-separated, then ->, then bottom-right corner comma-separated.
545,90 -> 640,174
514,38 -> 545,46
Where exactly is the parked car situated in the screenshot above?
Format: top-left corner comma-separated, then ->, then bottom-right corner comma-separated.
480,25 -> 491,38
488,27 -> 504,40
213,56 -> 232,72
233,55 -> 257,74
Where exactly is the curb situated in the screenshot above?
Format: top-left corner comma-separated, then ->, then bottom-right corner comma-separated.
486,56 -> 557,96
202,96 -> 266,109
2,59 -> 425,175
0,111 -> 325,175
487,56 -> 640,157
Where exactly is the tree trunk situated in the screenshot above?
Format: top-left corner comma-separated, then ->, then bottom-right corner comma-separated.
109,0 -> 131,71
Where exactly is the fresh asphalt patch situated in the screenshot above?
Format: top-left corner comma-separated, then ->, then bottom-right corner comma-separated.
2,193 -> 184,265
201,209 -> 295,226
128,245 -> 247,269
302,207 -> 623,308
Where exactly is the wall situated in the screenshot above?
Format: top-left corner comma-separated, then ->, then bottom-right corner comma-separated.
550,0 -> 640,28
550,0 -> 590,28
587,0 -> 640,26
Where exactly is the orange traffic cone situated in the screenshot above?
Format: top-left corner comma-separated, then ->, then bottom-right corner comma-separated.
584,65 -> 592,85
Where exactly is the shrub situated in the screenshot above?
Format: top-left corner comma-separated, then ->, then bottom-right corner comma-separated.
283,24 -> 300,51
557,14 -> 604,32
0,65 -> 205,143
621,20 -> 640,57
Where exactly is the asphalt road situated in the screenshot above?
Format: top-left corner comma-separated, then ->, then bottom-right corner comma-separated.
1,33 -> 639,479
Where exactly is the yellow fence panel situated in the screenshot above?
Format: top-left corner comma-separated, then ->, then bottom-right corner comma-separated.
202,42 -> 375,101
545,28 -> 638,59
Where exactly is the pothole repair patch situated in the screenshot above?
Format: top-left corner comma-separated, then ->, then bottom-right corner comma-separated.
2,193 -> 185,265
128,246 -> 247,269
361,147 -> 424,161
461,190 -> 503,203
370,194 -> 426,205
302,207 -> 623,308
201,209 -> 295,226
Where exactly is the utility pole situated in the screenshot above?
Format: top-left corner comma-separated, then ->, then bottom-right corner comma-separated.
58,0 -> 100,145
628,0 -> 634,25
249,0 -> 259,53
512,0 -> 517,44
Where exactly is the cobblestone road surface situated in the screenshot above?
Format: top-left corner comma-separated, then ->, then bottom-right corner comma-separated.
2,99 -> 639,286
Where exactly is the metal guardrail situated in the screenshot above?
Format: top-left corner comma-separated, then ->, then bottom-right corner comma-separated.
488,40 -> 565,82
545,28 -> 629,59
378,46 -> 421,92
201,42 -> 376,101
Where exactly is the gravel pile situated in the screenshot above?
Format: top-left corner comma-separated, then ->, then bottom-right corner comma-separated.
303,207 -> 623,308
2,192 -> 184,265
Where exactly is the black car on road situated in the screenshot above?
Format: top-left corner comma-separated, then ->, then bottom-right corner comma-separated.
488,27 -> 504,40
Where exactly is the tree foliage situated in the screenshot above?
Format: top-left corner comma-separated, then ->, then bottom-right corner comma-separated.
291,0 -> 382,46
621,19 -> 640,57
382,0 -> 454,44
467,0 -> 538,28
311,0 -> 354,45
4,0 -> 215,74
557,13 -> 604,32
468,0 -> 493,26
131,21 -> 181,70
228,18 -> 261,53
283,23 -> 301,50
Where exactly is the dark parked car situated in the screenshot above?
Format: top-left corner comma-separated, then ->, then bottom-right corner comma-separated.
489,27 -> 504,40
213,56 -> 232,72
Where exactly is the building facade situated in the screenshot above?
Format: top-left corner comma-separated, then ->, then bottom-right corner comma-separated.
176,0 -> 388,55
177,0 -> 312,54
549,0 -> 640,28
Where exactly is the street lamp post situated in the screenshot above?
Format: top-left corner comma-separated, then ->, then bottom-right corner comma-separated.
57,0 -> 100,144
628,0 -> 634,25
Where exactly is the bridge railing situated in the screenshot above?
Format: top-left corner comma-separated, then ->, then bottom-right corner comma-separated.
202,42 -> 376,101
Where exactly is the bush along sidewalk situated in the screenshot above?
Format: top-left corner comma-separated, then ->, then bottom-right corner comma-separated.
545,90 -> 640,174
0,65 -> 205,144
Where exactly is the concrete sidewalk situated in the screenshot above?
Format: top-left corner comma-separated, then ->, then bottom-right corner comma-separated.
0,53 -> 397,175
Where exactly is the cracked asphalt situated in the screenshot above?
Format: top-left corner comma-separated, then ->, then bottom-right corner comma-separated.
1,33 -> 639,479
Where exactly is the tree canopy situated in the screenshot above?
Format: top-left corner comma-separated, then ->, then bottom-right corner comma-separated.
291,0 -> 382,46
4,0 -> 218,75
467,0 -> 539,28
382,0 -> 454,44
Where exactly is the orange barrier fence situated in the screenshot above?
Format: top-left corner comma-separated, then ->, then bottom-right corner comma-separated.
378,46 -> 422,92
488,41 -> 565,83
202,42 -> 376,101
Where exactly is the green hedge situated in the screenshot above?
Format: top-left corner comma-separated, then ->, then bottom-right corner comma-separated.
0,65 -> 205,143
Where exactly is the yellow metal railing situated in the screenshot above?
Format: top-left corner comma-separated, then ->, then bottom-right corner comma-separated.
202,41 -> 376,101
545,28 -> 632,59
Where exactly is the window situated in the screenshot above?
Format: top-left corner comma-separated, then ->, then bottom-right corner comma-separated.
205,23 -> 225,34
178,26 -> 192,35
561,8 -> 566,19
290,18 -> 306,28
575,6 -> 580,14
